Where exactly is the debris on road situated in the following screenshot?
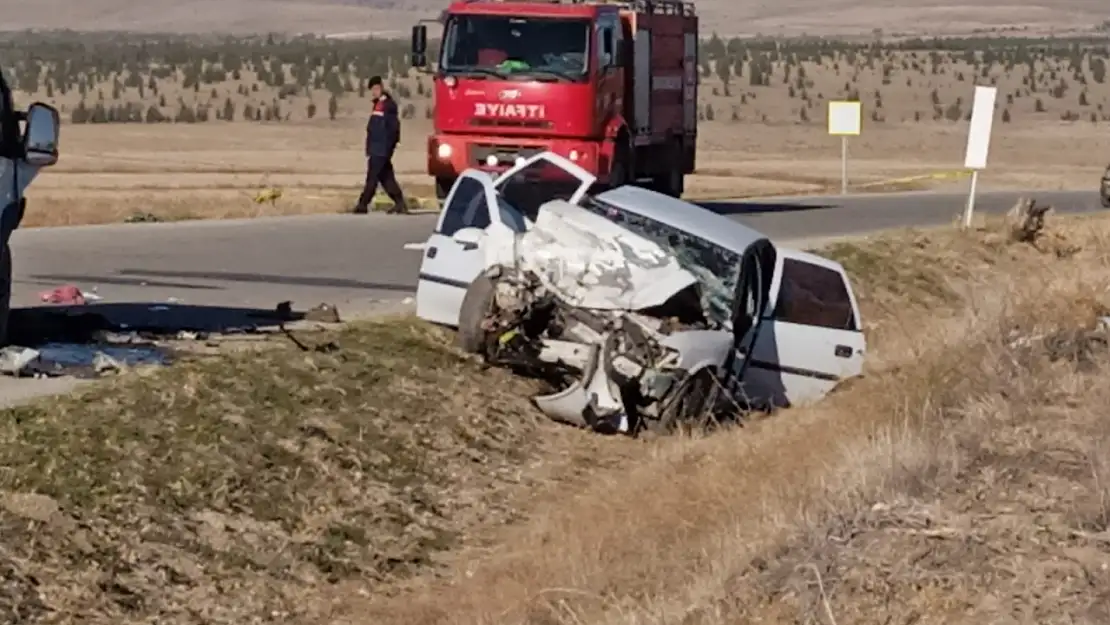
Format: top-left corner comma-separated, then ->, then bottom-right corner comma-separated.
39,284 -> 87,305
0,346 -> 40,375
92,351 -> 124,374
304,303 -> 340,323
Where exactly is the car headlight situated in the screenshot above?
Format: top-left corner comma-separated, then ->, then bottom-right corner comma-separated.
436,143 -> 452,158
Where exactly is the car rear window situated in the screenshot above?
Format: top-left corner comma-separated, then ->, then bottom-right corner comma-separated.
772,258 -> 857,331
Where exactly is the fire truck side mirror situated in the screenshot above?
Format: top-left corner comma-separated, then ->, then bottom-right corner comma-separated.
411,25 -> 428,67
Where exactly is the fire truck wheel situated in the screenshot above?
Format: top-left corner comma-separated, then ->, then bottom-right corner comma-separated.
435,176 -> 455,201
608,140 -> 630,188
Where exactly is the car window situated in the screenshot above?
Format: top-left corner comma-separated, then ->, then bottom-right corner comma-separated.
496,196 -> 528,232
439,177 -> 486,235
772,259 -> 856,330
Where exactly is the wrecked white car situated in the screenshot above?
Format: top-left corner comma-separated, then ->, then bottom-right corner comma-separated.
411,152 -> 865,434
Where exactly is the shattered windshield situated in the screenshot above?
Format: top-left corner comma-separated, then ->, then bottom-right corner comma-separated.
581,199 -> 740,325
440,14 -> 590,82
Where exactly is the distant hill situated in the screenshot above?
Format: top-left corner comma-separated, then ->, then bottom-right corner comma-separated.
0,0 -> 1103,38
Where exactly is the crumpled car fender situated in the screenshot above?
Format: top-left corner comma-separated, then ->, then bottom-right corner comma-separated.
658,329 -> 734,373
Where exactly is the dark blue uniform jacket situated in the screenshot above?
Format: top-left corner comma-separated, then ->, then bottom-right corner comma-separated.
365,94 -> 400,158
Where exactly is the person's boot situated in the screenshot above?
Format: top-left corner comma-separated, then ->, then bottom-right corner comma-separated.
352,204 -> 369,214
386,201 -> 408,214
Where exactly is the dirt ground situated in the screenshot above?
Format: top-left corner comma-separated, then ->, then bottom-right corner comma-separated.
25,116 -> 1104,227
4,205 -> 1110,622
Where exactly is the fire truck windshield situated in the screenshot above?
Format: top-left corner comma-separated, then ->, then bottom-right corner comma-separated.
440,14 -> 591,82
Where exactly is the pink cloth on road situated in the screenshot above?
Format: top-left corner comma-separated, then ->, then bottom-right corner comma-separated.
39,285 -> 85,305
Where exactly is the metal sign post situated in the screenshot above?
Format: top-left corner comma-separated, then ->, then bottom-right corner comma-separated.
962,85 -> 997,228
828,101 -> 861,195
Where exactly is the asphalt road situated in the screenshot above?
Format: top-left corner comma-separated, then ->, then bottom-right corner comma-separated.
9,189 -> 1100,326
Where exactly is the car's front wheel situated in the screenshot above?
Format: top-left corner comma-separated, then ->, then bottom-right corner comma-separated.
455,273 -> 496,354
647,369 -> 720,434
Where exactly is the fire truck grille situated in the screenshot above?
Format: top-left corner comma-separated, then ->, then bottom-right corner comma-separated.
468,144 -> 546,166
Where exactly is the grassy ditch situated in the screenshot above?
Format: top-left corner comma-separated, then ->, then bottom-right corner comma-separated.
0,318 -> 561,623
3,206 -> 1108,624
354,210 -> 1110,624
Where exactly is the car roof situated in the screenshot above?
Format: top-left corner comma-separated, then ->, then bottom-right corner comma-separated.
592,185 -> 770,254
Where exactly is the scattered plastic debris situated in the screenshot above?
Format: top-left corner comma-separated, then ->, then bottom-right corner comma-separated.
91,351 -> 124,374
0,346 -> 40,375
39,285 -> 86,305
304,303 -> 340,323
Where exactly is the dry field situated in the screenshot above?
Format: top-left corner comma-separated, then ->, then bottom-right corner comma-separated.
4,205 -> 1110,622
0,0 -> 1106,37
15,36 -> 1110,226
26,118 -> 1107,228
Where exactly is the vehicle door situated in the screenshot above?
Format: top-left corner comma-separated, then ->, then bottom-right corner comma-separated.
721,247 -> 766,405
742,250 -> 866,409
415,170 -> 501,327
493,151 -> 596,221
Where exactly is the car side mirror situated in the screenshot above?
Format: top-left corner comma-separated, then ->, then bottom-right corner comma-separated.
23,102 -> 59,167
411,25 -> 427,67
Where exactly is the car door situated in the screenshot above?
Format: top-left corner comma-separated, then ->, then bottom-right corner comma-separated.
721,247 -> 766,403
415,170 -> 500,326
741,249 -> 866,409
493,151 -> 597,220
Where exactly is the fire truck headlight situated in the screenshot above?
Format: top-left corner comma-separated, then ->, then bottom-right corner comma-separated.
568,150 -> 579,161
436,143 -> 452,159
486,154 -> 498,166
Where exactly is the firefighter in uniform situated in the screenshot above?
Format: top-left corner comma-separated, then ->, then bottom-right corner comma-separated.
354,76 -> 407,214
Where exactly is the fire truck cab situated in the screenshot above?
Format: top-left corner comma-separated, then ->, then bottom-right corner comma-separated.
411,0 -> 697,200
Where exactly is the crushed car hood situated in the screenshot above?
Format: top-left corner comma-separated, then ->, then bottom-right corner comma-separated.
513,200 -> 698,311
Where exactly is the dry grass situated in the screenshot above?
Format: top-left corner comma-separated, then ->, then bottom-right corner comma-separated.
341,210 -> 1110,623
4,204 -> 1110,623
0,318 -> 631,622
0,0 -> 1104,37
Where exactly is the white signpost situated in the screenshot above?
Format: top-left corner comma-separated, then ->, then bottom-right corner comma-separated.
828,101 -> 861,195
962,85 -> 997,228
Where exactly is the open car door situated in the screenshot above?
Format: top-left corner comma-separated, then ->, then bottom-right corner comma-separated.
493,151 -> 596,221
415,170 -> 503,327
741,249 -> 866,409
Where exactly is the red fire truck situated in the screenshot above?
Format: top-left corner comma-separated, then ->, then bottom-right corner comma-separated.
410,0 -> 698,200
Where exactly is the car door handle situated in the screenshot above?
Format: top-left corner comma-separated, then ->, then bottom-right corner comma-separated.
425,246 -> 437,258
834,344 -> 853,358
456,241 -> 478,251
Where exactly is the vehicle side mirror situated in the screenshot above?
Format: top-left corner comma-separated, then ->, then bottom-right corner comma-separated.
23,102 -> 59,167
411,25 -> 427,67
